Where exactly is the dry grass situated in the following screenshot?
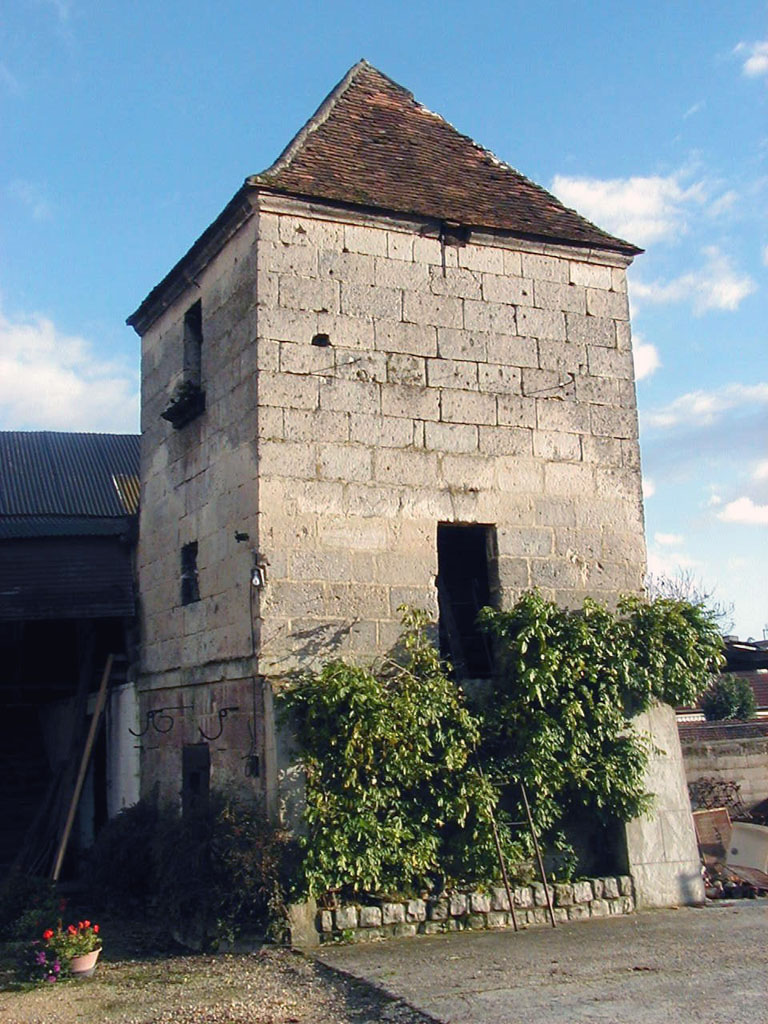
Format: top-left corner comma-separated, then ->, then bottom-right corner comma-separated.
0,944 -> 428,1024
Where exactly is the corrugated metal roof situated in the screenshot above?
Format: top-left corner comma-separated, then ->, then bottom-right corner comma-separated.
0,536 -> 135,620
0,516 -> 134,540
0,432 -> 140,519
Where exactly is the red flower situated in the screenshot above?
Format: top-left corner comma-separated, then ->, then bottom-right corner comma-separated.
67,925 -> 77,935
83,920 -> 91,928
78,921 -> 85,930
42,929 -> 53,940
93,924 -> 100,934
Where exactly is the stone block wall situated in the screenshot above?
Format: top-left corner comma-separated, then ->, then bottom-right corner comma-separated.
315,877 -> 635,945
253,196 -> 646,677
134,191 -> 648,820
680,721 -> 768,812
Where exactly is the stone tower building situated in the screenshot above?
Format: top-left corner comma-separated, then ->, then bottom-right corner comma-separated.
128,62 -> 702,906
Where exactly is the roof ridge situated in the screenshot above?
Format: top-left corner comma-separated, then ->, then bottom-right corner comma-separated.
253,60 -> 388,183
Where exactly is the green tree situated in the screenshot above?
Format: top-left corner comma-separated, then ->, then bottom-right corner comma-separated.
701,674 -> 756,721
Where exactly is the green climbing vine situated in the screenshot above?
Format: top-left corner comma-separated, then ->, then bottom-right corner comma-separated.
283,594 -> 723,897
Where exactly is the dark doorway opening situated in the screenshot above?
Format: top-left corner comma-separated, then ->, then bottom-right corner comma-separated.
182,743 -> 210,814
436,523 -> 498,678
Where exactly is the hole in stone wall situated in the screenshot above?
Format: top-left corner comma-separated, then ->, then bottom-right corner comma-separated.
311,333 -> 331,347
436,523 -> 498,678
182,743 -> 210,814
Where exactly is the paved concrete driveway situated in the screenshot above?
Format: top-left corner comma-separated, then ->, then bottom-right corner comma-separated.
318,902 -> 768,1023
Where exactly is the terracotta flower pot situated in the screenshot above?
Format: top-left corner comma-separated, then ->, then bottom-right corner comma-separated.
69,948 -> 101,977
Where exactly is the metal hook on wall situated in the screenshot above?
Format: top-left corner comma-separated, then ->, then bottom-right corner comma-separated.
129,705 -> 189,737
198,705 -> 240,742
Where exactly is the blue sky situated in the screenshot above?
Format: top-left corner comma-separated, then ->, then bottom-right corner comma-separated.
1,1 -> 766,638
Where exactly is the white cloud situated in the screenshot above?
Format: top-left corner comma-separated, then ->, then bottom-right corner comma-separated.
654,532 -> 684,546
707,493 -> 723,507
735,40 -> 768,78
683,101 -> 705,119
8,180 -> 54,222
551,171 -> 707,246
707,190 -> 738,217
0,304 -> 139,432
718,497 -> 768,525
646,548 -> 699,577
754,460 -> 768,481
643,382 -> 768,430
631,246 -> 755,314
763,245 -> 768,267
633,336 -> 661,380
642,477 -> 656,499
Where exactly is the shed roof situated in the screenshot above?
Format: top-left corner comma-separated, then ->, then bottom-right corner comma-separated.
0,432 -> 140,538
252,61 -> 640,254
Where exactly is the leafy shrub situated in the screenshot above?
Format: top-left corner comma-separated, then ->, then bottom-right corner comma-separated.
0,871 -> 64,941
701,675 -> 756,721
88,798 -> 160,914
477,592 -> 724,863
87,793 -> 292,947
153,794 -> 293,947
282,608 -> 517,898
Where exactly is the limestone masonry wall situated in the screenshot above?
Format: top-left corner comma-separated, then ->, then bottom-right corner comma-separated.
253,198 -> 646,677
316,876 -> 635,945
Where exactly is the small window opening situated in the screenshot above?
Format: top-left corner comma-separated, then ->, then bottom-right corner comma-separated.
436,523 -> 498,678
181,541 -> 200,605
182,743 -> 210,814
311,333 -> 331,347
183,299 -> 203,385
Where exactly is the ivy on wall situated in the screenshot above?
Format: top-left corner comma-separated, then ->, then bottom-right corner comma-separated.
477,593 -> 724,866
283,594 -> 724,898
282,609 -> 511,898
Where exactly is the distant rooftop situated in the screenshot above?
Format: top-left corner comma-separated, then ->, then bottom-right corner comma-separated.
0,432 -> 140,538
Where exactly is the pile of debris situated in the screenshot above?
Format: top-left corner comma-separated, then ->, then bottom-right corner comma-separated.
689,777 -> 768,899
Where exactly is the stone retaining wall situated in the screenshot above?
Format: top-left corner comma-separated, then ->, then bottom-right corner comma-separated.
317,876 -> 635,944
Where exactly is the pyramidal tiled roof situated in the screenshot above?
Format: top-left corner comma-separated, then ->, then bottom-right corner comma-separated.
251,61 -> 640,255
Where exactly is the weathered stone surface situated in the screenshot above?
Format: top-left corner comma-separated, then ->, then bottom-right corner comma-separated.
573,881 -> 593,904
590,899 -> 610,917
393,922 -> 418,938
491,887 -> 510,911
602,876 -> 620,899
428,899 -> 449,921
468,914 -> 487,930
318,910 -> 333,933
381,902 -> 406,925
334,906 -> 358,930
359,906 -> 383,928
567,904 -> 590,921
487,911 -> 509,928
449,894 -> 467,916
469,892 -> 491,914
553,884 -> 574,907
406,899 -> 427,922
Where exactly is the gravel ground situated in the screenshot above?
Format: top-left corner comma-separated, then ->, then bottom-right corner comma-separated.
0,946 -> 433,1024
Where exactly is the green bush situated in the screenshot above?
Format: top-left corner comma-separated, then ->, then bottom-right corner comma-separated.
0,871 -> 62,941
87,793 -> 292,947
701,674 -> 756,721
88,798 -> 160,914
153,794 -> 294,947
281,608 -> 518,898
477,592 -> 724,864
